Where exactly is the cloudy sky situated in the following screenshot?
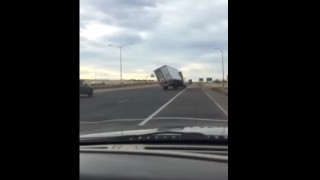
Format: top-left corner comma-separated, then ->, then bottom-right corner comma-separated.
80,0 -> 228,81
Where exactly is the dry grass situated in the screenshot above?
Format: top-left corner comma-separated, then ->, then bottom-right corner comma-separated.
210,87 -> 228,96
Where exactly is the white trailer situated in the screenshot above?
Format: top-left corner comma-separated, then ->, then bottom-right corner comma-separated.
154,65 -> 186,90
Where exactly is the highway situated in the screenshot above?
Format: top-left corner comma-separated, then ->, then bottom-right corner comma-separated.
80,84 -> 228,135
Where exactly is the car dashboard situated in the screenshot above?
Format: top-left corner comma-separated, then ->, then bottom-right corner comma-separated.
80,144 -> 228,180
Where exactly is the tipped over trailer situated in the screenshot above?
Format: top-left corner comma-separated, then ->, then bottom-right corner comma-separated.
154,65 -> 186,90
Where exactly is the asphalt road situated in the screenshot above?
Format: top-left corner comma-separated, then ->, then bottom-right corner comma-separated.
80,84 -> 228,135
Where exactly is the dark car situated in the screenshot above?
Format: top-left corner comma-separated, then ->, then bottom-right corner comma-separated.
80,80 -> 93,97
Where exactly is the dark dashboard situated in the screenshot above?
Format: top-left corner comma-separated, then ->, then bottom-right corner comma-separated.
80,144 -> 228,180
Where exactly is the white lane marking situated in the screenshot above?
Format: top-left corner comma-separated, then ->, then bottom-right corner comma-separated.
202,88 -> 228,116
80,118 -> 144,124
118,99 -> 129,103
138,88 -> 188,126
151,117 -> 227,122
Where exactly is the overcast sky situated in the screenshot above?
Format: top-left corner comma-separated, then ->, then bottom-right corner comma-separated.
80,0 -> 228,81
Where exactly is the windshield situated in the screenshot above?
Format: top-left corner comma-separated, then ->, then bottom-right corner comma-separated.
80,0 -> 228,143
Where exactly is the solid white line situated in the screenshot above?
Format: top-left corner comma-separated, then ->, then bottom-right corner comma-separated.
202,88 -> 228,116
151,117 -> 227,122
118,99 -> 129,103
80,118 -> 144,124
138,88 -> 188,126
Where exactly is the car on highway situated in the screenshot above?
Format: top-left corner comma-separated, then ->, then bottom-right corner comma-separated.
80,80 -> 93,97
79,83 -> 229,179
80,0 -> 228,179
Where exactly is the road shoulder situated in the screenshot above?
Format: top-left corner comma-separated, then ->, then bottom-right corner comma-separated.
202,87 -> 228,114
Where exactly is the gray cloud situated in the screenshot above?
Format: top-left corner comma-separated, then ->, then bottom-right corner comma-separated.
80,0 -> 161,30
102,31 -> 143,45
80,0 -> 228,81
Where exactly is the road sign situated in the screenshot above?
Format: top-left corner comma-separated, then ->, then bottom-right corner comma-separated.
199,78 -> 203,82
150,74 -> 155,77
207,78 -> 212,82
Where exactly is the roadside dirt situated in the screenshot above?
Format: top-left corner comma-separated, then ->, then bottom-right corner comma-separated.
210,87 -> 228,96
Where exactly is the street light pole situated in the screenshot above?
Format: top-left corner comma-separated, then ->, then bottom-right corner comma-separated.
108,43 -> 134,85
120,46 -> 122,85
214,48 -> 225,88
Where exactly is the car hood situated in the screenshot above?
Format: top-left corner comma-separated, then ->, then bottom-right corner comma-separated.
80,125 -> 228,139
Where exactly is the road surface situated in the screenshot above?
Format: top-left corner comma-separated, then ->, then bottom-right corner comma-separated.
80,84 -> 228,135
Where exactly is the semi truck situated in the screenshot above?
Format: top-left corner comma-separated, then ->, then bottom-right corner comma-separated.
154,65 -> 186,90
